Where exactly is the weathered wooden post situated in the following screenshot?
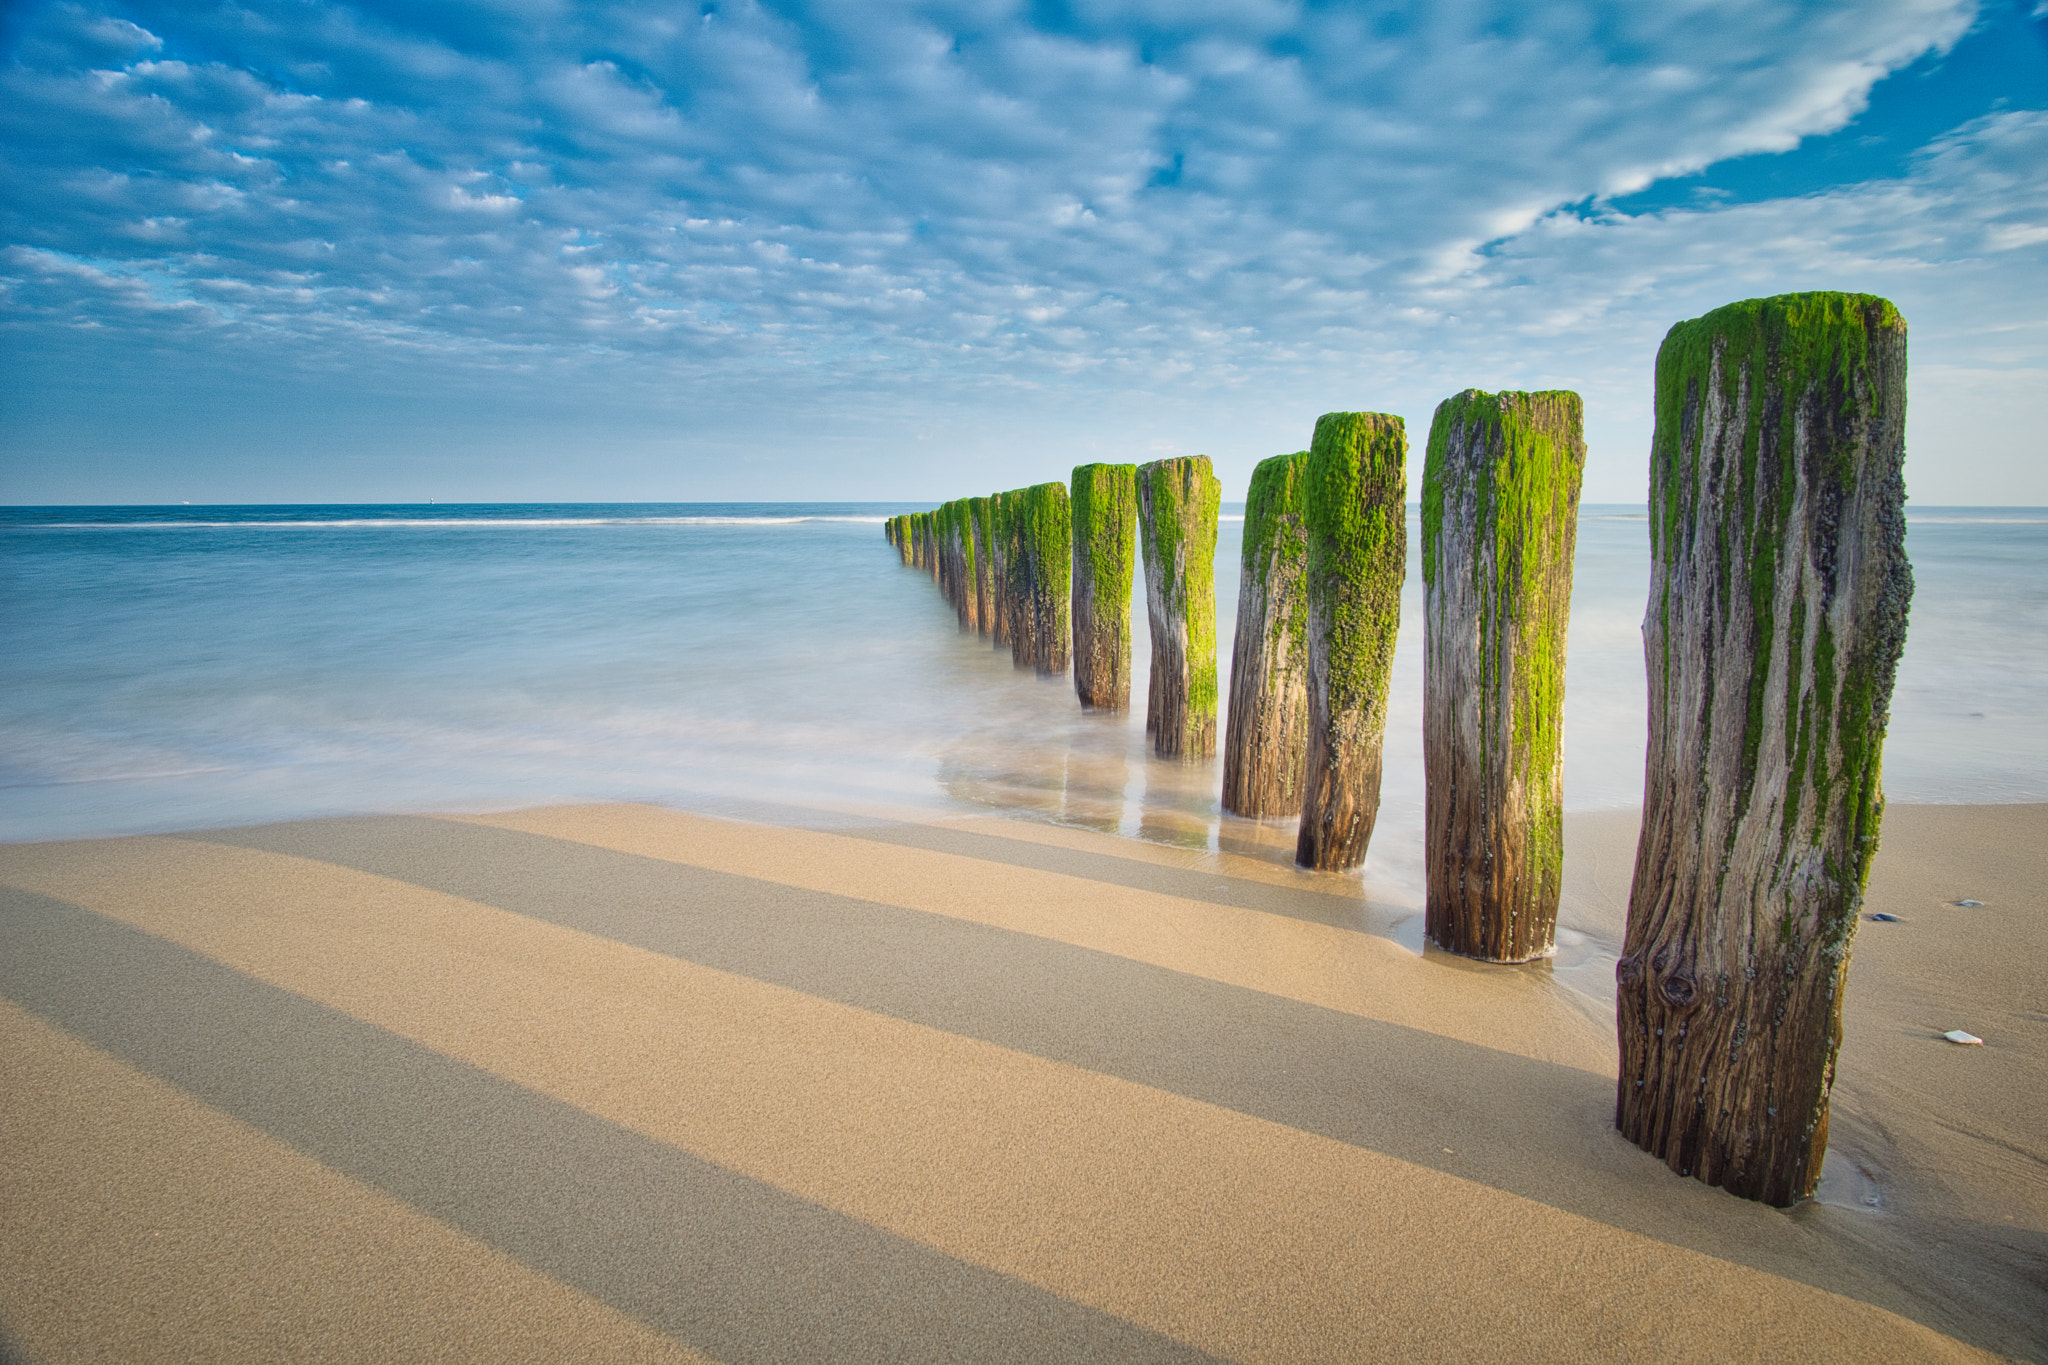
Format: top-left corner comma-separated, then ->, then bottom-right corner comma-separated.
970,496 -> 995,637
1003,490 -> 1037,666
1296,413 -> 1406,871
1071,463 -> 1139,711
940,506 -> 955,591
1022,481 -> 1072,676
1138,456 -> 1221,758
962,497 -> 987,634
935,505 -> 953,605
1222,452 -> 1312,817
1618,293 -> 1912,1206
1422,391 -> 1586,961
947,500 -> 978,631
989,491 -> 1014,650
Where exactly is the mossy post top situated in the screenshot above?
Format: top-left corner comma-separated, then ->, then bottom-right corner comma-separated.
1652,292 -> 1907,558
1022,480 -> 1072,580
1137,456 -> 1223,566
1242,451 -> 1308,571
1304,413 -> 1407,710
1306,412 -> 1406,524
1245,450 -> 1308,518
1421,389 -> 1586,588
1070,463 -> 1137,597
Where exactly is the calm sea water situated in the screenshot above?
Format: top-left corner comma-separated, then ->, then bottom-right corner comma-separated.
3,503 -> 2042,894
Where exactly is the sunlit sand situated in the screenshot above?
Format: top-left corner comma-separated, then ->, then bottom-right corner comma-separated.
2,800 -> 2039,1361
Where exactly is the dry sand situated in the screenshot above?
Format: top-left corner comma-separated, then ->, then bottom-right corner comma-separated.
0,800 -> 2040,1363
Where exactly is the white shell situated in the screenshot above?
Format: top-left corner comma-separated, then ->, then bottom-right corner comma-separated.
1943,1030 -> 1985,1046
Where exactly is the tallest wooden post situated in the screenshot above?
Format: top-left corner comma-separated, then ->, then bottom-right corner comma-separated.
1618,293 -> 1913,1206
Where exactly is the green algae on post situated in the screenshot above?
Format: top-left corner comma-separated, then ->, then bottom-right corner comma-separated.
983,483 -> 1070,674
1422,391 -> 1585,963
1618,292 -> 1913,1207
1138,456 -> 1221,759
1071,463 -> 1139,712
945,498 -> 980,634
1003,489 -> 1036,666
989,490 -> 1016,650
969,496 -> 995,637
1297,413 -> 1406,871
1022,481 -> 1072,677
1222,452 -> 1311,817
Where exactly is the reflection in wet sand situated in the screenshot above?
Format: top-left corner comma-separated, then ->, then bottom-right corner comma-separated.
936,712 -> 1138,833
1215,812 -> 1303,867
1136,755 -> 1220,851
1058,742 -> 1132,835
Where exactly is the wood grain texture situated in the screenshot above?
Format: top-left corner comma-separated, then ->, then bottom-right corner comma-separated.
1296,413 -> 1406,871
1618,293 -> 1913,1206
1072,464 -> 1139,712
1138,457 -> 1221,758
1222,452 -> 1311,818
1422,391 -> 1585,962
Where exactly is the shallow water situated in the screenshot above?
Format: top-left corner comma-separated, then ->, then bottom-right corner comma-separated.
3,503 -> 2042,898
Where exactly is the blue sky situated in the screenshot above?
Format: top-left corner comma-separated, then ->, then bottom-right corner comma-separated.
2,0 -> 2043,504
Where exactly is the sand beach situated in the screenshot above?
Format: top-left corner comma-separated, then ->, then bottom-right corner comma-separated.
2,799 -> 2041,1362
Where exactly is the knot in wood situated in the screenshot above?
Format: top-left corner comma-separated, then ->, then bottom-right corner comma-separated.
1658,968 -> 1699,1010
1616,953 -> 1644,987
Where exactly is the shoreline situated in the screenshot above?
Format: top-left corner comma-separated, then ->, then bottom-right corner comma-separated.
2,800 -> 2041,1362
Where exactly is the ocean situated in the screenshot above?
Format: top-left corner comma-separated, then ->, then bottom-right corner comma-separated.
3,503 -> 2043,897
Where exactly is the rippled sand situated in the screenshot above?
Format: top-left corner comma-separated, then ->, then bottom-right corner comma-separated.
1,802 -> 2040,1362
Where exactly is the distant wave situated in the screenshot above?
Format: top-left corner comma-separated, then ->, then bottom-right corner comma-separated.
17,516 -> 894,530
1905,515 -> 2048,525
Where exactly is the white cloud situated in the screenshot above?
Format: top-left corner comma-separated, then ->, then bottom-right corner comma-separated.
1,0 -> 2039,502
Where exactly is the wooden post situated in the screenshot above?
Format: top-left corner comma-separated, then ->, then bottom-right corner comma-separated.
1004,490 -> 1037,667
941,503 -> 956,609
947,500 -> 980,633
989,492 -> 1014,650
959,499 -> 982,634
1422,391 -> 1585,961
936,504 -> 955,609
1022,481 -> 1072,676
1071,463 -> 1139,711
1222,451 -> 1311,817
1296,413 -> 1406,871
970,496 -> 995,637
1138,456 -> 1221,759
1618,293 -> 1912,1206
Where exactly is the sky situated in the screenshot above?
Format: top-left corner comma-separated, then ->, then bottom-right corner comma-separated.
2,0 -> 2044,506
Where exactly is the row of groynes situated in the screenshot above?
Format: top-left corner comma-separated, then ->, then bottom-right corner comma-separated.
886,291 -> 1912,1212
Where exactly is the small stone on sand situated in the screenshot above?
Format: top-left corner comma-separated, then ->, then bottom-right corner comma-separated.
1954,899 -> 1984,907
1942,1030 -> 1984,1046
1870,913 -> 1902,922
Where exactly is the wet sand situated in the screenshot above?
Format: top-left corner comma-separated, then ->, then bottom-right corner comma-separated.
1,801 -> 2041,1362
